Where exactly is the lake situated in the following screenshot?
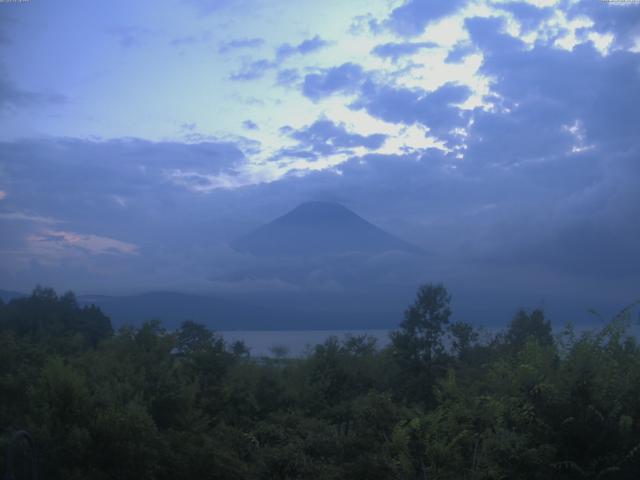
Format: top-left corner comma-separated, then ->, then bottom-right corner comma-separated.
220,321 -> 640,357
219,329 -> 392,357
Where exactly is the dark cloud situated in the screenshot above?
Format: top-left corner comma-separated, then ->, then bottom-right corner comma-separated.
230,59 -> 276,81
371,41 -> 437,62
445,42 -> 475,63
0,72 -> 66,111
302,62 -> 366,101
445,22 -> 640,285
242,119 -> 259,130
276,35 -> 328,60
218,37 -> 265,53
353,81 -> 471,146
229,36 -> 326,82
272,147 -> 319,162
267,143 -> 638,296
276,68 -> 300,87
464,16 -> 524,58
568,0 -> 640,49
180,122 -> 197,132
385,0 -> 467,37
297,36 -> 329,54
497,1 -> 554,33
0,138 -> 246,201
275,119 -> 386,161
0,137 -> 255,292
464,16 -> 640,153
290,119 -> 386,150
445,14 -> 640,283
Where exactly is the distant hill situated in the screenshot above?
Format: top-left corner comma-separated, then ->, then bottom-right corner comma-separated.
1,288 -> 407,331
232,201 -> 421,256
79,292 -> 282,330
0,289 -> 27,302
78,290 -> 404,331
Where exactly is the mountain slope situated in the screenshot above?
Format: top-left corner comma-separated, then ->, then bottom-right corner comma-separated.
232,201 -> 420,256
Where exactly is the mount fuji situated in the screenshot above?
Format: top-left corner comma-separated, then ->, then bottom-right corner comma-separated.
232,201 -> 420,256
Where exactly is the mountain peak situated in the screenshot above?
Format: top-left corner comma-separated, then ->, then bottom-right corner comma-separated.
233,202 -> 420,256
274,201 -> 361,225
291,201 -> 353,212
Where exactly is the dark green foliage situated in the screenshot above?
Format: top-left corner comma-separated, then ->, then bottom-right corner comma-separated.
390,283 -> 452,405
504,308 -> 553,352
1,285 -> 639,479
0,286 -> 112,350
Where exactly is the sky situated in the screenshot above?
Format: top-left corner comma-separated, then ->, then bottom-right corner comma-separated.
0,0 -> 639,322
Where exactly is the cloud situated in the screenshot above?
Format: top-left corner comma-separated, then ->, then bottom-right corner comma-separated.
170,33 -> 213,48
106,26 -> 153,48
276,119 -> 387,161
180,122 -> 197,132
290,119 -> 386,150
242,119 -> 259,130
302,62 -> 366,101
464,16 -> 523,59
497,1 -> 554,33
230,36 -> 327,81
353,81 -> 471,146
385,0 -> 467,37
27,229 -> 138,257
464,15 -> 640,156
230,59 -> 277,81
435,13 -> 640,282
276,35 -> 328,60
218,37 -> 265,53
0,71 -> 66,112
371,41 -> 437,62
276,68 -> 300,87
0,137 -> 248,203
568,0 -> 640,49
0,137 -> 256,291
0,211 -> 58,224
444,42 -> 475,63
297,36 -> 329,54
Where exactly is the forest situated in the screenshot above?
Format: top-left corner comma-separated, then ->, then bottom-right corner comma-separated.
1,285 -> 639,479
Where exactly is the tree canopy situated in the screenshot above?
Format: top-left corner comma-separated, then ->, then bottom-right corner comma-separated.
1,285 -> 639,479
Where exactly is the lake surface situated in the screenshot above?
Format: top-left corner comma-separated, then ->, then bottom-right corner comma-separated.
220,322 -> 640,357
219,329 -> 392,357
